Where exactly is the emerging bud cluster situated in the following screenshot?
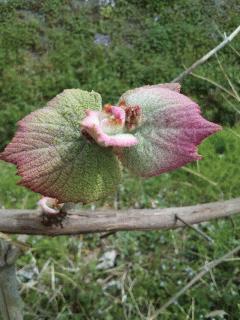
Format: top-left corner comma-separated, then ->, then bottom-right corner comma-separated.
80,104 -> 139,147
0,84 -> 221,206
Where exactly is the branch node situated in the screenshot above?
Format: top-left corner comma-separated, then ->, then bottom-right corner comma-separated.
0,198 -> 239,235
41,211 -> 67,228
175,214 -> 214,244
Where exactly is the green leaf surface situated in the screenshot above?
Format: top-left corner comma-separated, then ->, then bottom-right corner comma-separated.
118,85 -> 220,177
1,89 -> 121,203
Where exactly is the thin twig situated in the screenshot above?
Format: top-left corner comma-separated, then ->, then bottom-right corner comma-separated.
100,231 -> 117,239
175,214 -> 213,244
229,43 -> 240,57
215,54 -> 240,101
221,94 -> 240,114
191,72 -> 237,99
172,25 -> 240,83
181,167 -> 218,187
216,28 -> 240,58
149,245 -> 240,319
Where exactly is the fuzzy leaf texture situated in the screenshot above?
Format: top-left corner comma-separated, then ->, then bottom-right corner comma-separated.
118,84 -> 221,176
0,90 -> 121,203
0,85 -> 221,203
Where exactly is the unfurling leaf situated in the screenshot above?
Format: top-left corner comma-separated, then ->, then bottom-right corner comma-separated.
117,85 -> 221,177
0,84 -> 221,204
0,89 -> 121,203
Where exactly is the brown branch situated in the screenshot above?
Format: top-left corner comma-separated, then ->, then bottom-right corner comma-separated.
171,25 -> 240,83
0,198 -> 239,236
0,240 -> 23,320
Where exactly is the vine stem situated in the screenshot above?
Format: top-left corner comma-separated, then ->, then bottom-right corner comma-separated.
171,25 -> 240,83
0,240 -> 23,320
0,198 -> 239,235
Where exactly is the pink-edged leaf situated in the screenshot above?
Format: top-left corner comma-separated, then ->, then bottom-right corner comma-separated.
141,83 -> 181,92
117,85 -> 221,177
0,89 -> 121,203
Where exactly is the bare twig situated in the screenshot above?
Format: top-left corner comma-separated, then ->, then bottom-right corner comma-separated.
215,54 -> 240,101
191,72 -> 237,99
150,244 -> 240,319
0,198 -> 239,235
181,167 -> 218,187
175,214 -> 213,243
221,94 -> 240,114
100,231 -> 117,239
172,25 -> 240,83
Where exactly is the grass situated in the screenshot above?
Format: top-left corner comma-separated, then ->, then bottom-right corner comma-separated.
0,161 -> 38,209
1,126 -> 240,319
1,0 -> 240,319
0,0 -> 240,150
18,228 -> 240,320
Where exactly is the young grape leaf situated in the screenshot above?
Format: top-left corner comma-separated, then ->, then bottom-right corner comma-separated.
0,89 -> 121,203
118,85 -> 221,177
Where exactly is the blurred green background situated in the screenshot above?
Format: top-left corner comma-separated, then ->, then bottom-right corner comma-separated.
0,0 -> 240,319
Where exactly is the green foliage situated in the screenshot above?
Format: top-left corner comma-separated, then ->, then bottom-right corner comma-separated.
14,219 -> 240,319
0,1 -> 240,318
116,126 -> 240,209
0,161 -> 38,209
1,88 -> 122,203
1,125 -> 240,318
0,0 -> 239,150
2,125 -> 240,209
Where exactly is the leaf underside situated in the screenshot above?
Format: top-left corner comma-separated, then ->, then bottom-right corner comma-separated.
119,86 -> 220,177
0,89 -> 121,203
